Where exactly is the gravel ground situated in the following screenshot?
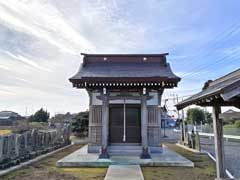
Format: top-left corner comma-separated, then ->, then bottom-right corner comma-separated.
200,137 -> 240,178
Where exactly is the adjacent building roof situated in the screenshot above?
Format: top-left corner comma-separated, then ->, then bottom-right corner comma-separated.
69,53 -> 180,89
176,68 -> 240,110
0,111 -> 22,120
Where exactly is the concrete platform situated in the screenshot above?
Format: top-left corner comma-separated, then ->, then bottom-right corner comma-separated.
56,145 -> 194,167
104,165 -> 144,180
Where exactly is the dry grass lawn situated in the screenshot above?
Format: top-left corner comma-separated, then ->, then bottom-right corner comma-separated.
0,130 -> 12,135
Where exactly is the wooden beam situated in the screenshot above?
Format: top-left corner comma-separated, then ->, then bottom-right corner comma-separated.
197,97 -> 239,107
96,95 -> 154,101
212,106 -> 226,179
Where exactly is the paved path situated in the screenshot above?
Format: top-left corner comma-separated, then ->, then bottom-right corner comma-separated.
201,138 -> 240,178
104,165 -> 144,180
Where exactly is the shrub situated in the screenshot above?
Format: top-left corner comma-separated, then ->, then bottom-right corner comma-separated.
235,120 -> 240,128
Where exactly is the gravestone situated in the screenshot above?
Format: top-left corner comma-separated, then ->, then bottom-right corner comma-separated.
26,131 -> 33,152
2,136 -> 9,160
8,134 -> 16,160
0,136 -> 3,162
18,134 -> 27,158
31,129 -> 38,151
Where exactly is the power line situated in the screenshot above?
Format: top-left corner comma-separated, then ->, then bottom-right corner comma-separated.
176,20 -> 240,77
182,50 -> 240,78
174,18 -> 240,65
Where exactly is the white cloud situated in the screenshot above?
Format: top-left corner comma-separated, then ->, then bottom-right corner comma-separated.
0,89 -> 16,96
0,0 -> 239,115
0,64 -> 10,71
0,0 -> 94,55
4,51 -> 52,72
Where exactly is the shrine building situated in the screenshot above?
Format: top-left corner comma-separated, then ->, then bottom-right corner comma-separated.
69,53 -> 180,158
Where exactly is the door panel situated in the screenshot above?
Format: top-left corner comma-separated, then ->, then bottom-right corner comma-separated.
109,105 -> 124,143
126,106 -> 141,143
109,104 -> 141,143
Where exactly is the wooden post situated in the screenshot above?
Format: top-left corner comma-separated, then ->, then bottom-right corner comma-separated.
88,91 -> 93,143
157,90 -> 163,145
141,94 -> 151,158
99,93 -> 109,158
212,106 -> 226,179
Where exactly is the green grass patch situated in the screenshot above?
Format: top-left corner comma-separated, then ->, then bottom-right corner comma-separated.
223,127 -> 240,136
142,143 -> 216,180
224,124 -> 236,128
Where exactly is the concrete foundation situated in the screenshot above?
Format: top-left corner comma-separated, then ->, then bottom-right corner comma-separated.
57,145 -> 194,167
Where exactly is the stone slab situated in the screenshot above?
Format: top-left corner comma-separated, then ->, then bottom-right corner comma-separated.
56,145 -> 194,167
104,165 -> 144,180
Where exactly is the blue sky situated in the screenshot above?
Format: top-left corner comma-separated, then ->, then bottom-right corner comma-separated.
0,0 -> 239,115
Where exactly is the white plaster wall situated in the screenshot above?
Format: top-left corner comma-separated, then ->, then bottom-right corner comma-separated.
92,92 -> 102,105
147,92 -> 158,105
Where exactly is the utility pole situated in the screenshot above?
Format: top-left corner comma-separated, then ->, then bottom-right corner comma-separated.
25,106 -> 28,117
181,97 -> 184,121
176,94 -> 180,120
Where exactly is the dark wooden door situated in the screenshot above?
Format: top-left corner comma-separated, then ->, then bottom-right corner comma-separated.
109,105 -> 124,143
109,104 -> 141,143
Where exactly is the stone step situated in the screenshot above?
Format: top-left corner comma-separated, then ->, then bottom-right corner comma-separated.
108,146 -> 142,156
108,146 -> 142,150
108,151 -> 142,156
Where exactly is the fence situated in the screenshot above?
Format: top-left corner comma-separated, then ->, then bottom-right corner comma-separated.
187,124 -> 240,136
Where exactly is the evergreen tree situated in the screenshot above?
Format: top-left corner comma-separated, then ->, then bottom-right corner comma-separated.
29,108 -> 50,122
71,111 -> 89,136
186,108 -> 208,125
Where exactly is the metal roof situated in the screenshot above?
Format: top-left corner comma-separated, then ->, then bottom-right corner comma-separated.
69,53 -> 180,88
71,62 -> 179,79
176,68 -> 240,110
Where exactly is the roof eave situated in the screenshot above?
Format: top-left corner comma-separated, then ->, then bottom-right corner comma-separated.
175,90 -> 223,110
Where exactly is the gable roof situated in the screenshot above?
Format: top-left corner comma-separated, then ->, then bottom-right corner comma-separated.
69,53 -> 180,89
176,68 -> 240,110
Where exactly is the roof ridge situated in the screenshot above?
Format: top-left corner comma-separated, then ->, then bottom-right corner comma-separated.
81,53 -> 169,56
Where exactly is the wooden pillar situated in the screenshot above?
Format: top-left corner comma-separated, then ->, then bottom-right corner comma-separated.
212,105 -> 226,179
88,91 -> 93,143
157,89 -> 163,145
99,93 -> 109,158
141,93 -> 151,158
